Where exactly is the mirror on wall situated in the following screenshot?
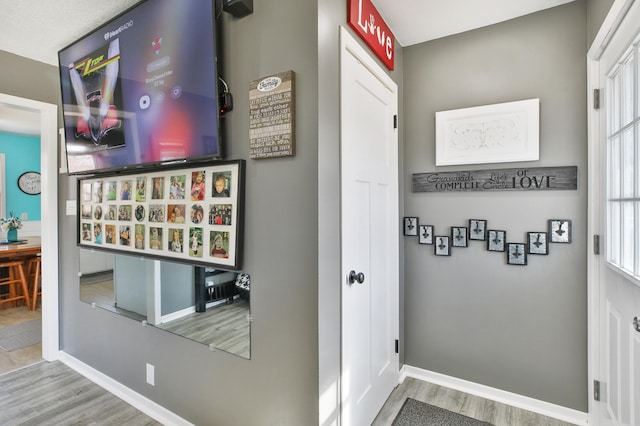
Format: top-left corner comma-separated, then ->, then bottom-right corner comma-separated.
79,249 -> 250,359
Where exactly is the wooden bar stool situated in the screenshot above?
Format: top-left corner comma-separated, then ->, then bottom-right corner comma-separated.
27,255 -> 42,311
0,260 -> 30,310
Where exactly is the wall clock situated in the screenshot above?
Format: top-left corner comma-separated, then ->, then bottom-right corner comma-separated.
18,171 -> 41,195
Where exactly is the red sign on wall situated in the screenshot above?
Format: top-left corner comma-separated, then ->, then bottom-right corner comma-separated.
347,0 -> 395,71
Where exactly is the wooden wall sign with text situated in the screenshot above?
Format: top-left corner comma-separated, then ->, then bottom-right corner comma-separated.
412,166 -> 578,193
348,0 -> 395,70
249,70 -> 295,159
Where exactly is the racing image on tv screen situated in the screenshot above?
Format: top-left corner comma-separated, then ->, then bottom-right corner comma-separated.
59,0 -> 220,175
68,39 -> 125,149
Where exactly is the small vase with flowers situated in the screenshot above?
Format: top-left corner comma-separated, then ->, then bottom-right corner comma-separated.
1,212 -> 23,242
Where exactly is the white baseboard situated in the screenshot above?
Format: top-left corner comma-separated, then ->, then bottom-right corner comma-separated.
59,352 -> 194,426
400,365 -> 589,426
160,306 -> 195,324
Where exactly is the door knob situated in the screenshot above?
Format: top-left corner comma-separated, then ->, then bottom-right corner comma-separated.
348,270 -> 365,284
634,317 -> 640,333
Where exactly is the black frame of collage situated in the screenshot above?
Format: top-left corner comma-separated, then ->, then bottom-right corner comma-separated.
77,160 -> 246,270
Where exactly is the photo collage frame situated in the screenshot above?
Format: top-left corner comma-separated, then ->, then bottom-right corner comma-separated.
78,160 -> 245,270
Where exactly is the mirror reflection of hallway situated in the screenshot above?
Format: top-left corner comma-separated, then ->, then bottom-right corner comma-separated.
79,250 -> 250,359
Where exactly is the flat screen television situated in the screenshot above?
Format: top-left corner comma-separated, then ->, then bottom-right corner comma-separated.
58,0 -> 221,175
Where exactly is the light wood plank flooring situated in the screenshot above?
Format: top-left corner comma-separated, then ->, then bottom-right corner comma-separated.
79,279 -> 117,309
80,278 -> 146,322
157,298 -> 250,358
373,377 -> 579,426
80,277 -> 251,358
0,361 -> 162,426
0,306 -> 42,375
0,304 -> 578,425
1,353 -> 581,425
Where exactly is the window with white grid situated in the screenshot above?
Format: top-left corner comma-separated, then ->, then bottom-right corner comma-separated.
606,39 -> 640,280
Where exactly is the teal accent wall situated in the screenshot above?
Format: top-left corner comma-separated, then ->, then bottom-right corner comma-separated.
0,132 -> 41,220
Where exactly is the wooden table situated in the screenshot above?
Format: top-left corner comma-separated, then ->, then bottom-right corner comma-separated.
0,236 -> 41,310
0,236 -> 41,259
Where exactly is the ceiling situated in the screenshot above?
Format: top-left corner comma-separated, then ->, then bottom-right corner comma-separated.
0,0 -> 576,66
374,0 -> 575,47
0,0 -> 575,135
0,0 -> 139,67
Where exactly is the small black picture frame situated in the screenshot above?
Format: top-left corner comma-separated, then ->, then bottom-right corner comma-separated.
468,219 -> 487,241
451,226 -> 468,247
527,232 -> 549,255
419,225 -> 434,245
487,230 -> 506,252
549,219 -> 572,243
403,217 -> 418,236
434,236 -> 451,256
507,243 -> 527,265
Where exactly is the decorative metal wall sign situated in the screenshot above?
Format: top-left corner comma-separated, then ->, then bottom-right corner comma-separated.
412,166 -> 577,193
249,70 -> 295,159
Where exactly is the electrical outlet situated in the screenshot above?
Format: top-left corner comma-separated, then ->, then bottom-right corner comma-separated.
146,363 -> 155,386
21,213 -> 27,220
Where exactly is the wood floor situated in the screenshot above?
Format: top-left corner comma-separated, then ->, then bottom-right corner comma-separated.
0,361 -> 161,426
157,298 -> 250,358
0,306 -> 42,375
80,276 -> 251,358
1,305 -> 577,425
0,362 -> 583,426
0,306 -> 157,425
373,377 -> 579,426
1,349 -> 581,425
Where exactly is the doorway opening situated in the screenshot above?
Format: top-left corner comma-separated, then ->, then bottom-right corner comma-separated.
0,93 -> 60,372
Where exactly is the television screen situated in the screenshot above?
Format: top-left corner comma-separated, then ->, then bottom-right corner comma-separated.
58,0 -> 220,175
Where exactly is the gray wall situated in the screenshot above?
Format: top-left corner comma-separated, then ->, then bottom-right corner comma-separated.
54,0 -> 320,424
587,0 -> 615,47
1,0 -> 620,422
0,51 -> 61,105
402,1 -> 588,411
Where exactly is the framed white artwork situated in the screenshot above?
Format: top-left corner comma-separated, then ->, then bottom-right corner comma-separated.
435,98 -> 540,166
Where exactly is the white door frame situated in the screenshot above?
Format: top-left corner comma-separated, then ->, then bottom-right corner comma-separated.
0,154 -> 6,220
339,25 -> 399,425
0,93 -> 60,361
586,0 -> 636,422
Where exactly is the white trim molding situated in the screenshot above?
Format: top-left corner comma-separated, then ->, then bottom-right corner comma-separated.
400,365 -> 589,426
587,1 -> 640,424
59,352 -> 194,426
0,93 -> 60,363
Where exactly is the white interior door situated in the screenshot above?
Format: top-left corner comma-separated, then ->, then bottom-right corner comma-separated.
590,1 -> 640,424
340,27 -> 399,426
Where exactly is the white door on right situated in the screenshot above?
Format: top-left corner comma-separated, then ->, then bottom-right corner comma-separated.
594,1 -> 640,424
340,27 -> 399,426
